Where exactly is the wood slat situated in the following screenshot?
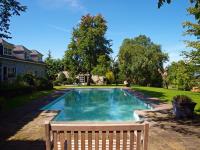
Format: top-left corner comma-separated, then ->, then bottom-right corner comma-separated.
116,131 -> 120,150
123,131 -> 127,150
67,131 -> 72,150
45,123 -> 51,150
88,131 -> 92,150
81,131 -> 85,150
59,131 -> 65,150
74,131 -> 79,150
136,131 -> 141,150
95,131 -> 99,150
102,131 -> 106,150
53,131 -> 58,150
129,130 -> 135,150
109,131 -> 113,150
143,124 -> 149,150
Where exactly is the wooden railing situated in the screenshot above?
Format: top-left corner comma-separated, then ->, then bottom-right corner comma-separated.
45,122 -> 149,150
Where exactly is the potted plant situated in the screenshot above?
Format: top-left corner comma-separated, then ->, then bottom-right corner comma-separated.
172,95 -> 197,119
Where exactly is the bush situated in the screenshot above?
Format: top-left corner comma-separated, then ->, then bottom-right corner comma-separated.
35,77 -> 53,90
23,74 -> 36,87
0,74 -> 53,98
0,81 -> 33,97
53,80 -> 61,86
64,78 -> 74,85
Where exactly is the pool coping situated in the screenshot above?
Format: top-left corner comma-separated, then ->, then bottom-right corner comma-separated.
124,88 -> 172,122
43,87 -> 171,124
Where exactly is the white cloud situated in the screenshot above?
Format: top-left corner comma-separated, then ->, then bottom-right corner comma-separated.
47,24 -> 70,33
38,0 -> 87,12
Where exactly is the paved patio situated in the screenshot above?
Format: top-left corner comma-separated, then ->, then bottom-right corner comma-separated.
0,89 -> 199,150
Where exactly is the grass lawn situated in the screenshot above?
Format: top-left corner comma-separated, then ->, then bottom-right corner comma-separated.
132,85 -> 200,112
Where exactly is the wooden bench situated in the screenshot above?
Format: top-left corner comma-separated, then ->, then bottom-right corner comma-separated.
45,122 -> 149,150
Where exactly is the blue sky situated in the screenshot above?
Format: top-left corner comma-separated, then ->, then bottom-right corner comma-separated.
7,0 -> 194,65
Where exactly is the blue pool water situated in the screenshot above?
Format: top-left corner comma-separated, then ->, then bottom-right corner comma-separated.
42,88 -> 151,121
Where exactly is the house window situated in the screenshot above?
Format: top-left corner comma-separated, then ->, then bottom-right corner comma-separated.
3,48 -> 12,56
25,52 -> 30,60
7,67 -> 16,78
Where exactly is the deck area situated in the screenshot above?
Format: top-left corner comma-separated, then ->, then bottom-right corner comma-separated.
0,90 -> 200,150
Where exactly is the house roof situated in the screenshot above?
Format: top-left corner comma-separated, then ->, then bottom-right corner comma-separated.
0,55 -> 46,65
13,45 -> 30,52
31,50 -> 43,56
0,38 -> 14,47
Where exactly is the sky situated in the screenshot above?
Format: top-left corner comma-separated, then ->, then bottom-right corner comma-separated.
7,0 -> 195,65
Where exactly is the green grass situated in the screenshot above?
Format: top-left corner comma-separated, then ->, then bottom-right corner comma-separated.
0,90 -> 53,111
132,85 -> 200,112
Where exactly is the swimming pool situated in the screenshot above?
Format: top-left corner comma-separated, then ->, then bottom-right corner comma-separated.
42,88 -> 151,121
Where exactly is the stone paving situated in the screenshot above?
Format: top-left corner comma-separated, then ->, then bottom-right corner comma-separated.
0,89 -> 200,150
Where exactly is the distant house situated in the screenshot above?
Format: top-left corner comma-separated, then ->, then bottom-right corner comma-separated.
0,38 -> 46,82
58,71 -> 106,85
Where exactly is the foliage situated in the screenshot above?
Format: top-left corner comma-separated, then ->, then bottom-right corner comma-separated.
53,80 -> 61,86
168,60 -> 195,90
0,0 -> 27,38
34,77 -> 53,90
159,0 -> 200,88
173,95 -> 193,104
111,58 -> 120,85
45,50 -> 64,80
0,74 -> 53,97
64,14 -> 112,85
106,71 -> 114,84
92,55 -> 111,76
118,35 -> 168,87
157,0 -> 171,8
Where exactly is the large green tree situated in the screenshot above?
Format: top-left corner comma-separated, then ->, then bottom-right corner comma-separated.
168,60 -> 195,90
0,0 -> 27,38
118,35 -> 168,87
64,14 -> 112,85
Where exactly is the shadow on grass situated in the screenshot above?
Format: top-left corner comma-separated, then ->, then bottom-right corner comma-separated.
0,89 -> 68,150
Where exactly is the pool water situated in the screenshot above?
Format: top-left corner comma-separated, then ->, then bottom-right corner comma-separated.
42,89 -> 151,121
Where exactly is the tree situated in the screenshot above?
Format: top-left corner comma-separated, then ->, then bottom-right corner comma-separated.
64,14 -> 112,85
106,71 -> 114,84
168,60 -> 195,90
158,0 -> 200,79
0,0 -> 27,38
158,67 -> 169,89
92,55 -> 111,76
118,35 -> 168,87
45,50 -> 64,80
111,57 -> 120,85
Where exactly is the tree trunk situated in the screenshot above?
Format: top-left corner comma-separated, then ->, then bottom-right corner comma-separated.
87,73 -> 91,86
